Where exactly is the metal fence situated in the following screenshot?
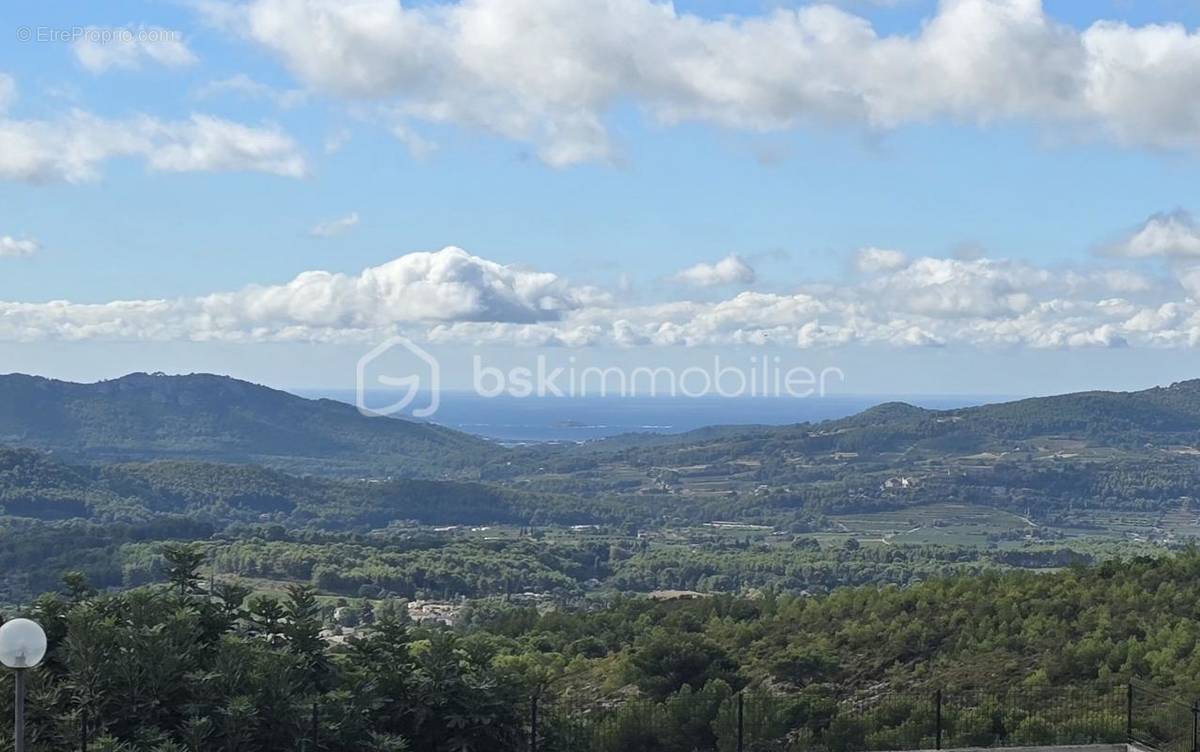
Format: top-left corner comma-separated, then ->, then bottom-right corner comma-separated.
1129,681 -> 1199,752
525,682 -> 1196,752
48,680 -> 1200,752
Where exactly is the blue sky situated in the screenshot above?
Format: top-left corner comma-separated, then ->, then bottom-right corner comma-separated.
4,0 -> 1200,396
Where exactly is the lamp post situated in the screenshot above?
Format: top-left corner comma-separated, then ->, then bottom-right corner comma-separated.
0,618 -> 48,752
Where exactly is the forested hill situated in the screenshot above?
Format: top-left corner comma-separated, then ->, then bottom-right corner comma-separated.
0,372 -> 497,477
590,379 -> 1200,458
0,446 -> 553,527
860,379 -> 1200,445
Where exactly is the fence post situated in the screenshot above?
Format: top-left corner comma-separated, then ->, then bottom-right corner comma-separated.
935,689 -> 942,751
530,695 -> 539,752
311,700 -> 319,751
737,692 -> 745,752
1191,701 -> 1197,752
1127,683 -> 1134,740
81,706 -> 88,752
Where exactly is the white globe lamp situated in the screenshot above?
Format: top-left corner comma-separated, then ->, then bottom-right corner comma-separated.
0,618 -> 47,752
0,619 -> 47,670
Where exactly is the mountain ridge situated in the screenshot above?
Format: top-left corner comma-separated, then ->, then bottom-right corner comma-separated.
0,371 -> 496,477
4,371 -> 1200,475
580,378 -> 1200,456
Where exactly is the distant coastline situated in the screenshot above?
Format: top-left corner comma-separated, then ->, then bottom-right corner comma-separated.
298,390 -> 1017,442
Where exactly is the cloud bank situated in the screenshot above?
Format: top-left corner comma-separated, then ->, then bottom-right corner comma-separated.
4,236 -> 1200,350
204,0 -> 1200,165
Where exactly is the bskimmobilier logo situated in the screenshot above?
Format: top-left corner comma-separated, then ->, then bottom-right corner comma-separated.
356,339 -> 845,420
356,337 -> 441,418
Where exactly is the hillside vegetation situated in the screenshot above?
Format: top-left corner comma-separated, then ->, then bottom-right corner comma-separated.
0,372 -> 495,477
7,549 -> 1200,751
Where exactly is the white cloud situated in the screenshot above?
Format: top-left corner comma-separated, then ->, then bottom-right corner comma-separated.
73,26 -> 198,73
1106,210 -> 1200,258
865,257 -> 1048,319
1081,21 -> 1200,152
0,110 -> 306,183
0,236 -> 38,257
1122,303 -> 1181,333
144,115 -> 307,175
206,246 -> 597,326
1098,269 -> 1153,294
309,212 -> 360,237
854,247 -> 908,273
671,254 -> 756,287
1176,266 -> 1200,297
195,74 -> 308,108
0,247 -> 603,343
389,122 -> 438,159
201,0 -> 1200,165
6,244 -> 1200,350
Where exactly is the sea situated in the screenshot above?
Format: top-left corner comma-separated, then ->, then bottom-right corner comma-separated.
298,390 -> 1013,444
